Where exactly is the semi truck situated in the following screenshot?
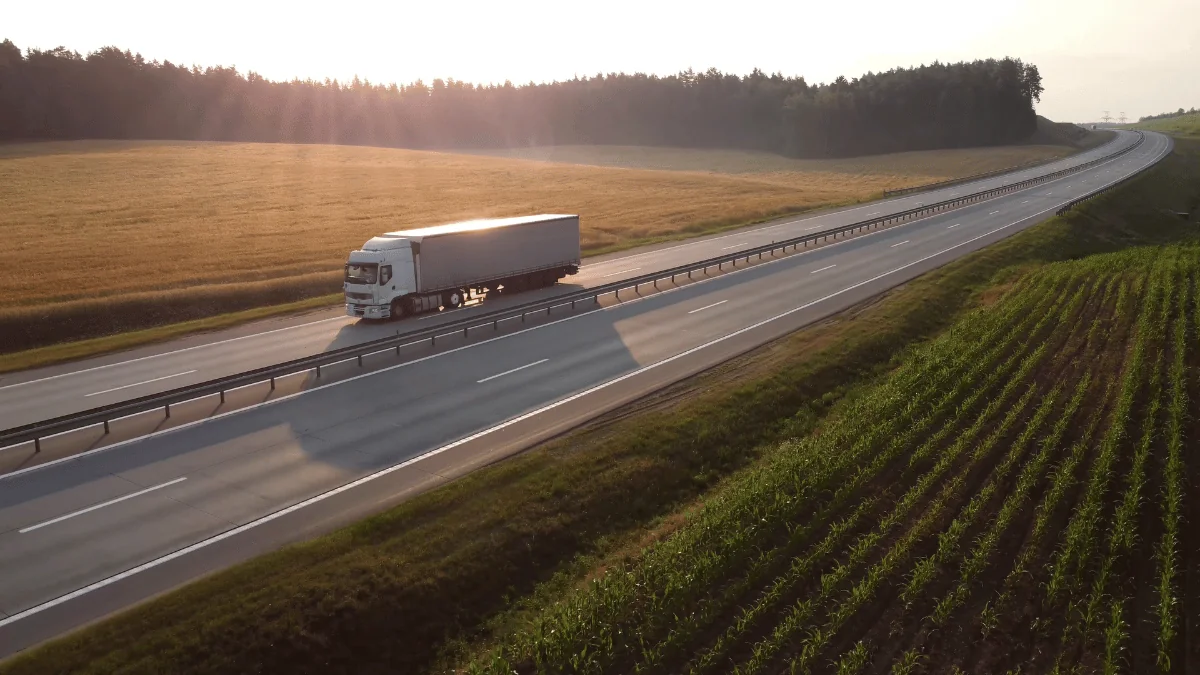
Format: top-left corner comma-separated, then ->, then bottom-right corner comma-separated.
344,214 -> 581,320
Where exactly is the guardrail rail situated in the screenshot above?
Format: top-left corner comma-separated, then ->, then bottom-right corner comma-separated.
0,131 -> 1149,454
1056,133 -> 1169,215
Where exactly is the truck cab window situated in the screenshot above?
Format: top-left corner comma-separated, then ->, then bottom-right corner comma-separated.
380,265 -> 392,285
345,263 -> 379,285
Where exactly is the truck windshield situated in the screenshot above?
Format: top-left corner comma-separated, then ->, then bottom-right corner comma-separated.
345,263 -> 379,284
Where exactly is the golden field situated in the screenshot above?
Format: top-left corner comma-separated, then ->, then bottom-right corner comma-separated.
0,140 -> 1073,354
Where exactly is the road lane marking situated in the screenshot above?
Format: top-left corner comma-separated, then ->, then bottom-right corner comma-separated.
0,142 -> 1171,626
720,243 -> 749,250
1021,201 -> 1029,204
866,212 -> 880,216
989,211 -> 1000,215
477,359 -> 549,383
19,477 -> 188,534
891,240 -> 910,248
687,300 -> 728,315
3,138 -> 1165,482
810,264 -> 837,274
947,224 -> 960,229
85,371 -> 198,397
602,267 -> 642,278
0,318 -> 347,392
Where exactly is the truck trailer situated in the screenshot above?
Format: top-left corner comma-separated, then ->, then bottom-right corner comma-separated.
344,214 -> 581,320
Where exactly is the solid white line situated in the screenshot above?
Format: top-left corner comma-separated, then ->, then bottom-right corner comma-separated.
720,243 -> 749,250
947,224 -> 960,229
687,300 -> 728,315
0,318 -> 347,392
19,477 -> 187,534
0,206 -> 1074,625
891,240 -> 910,248
85,371 -> 198,398
810,264 -> 837,274
477,359 -> 549,384
2,138 -> 1163,482
0,141 -> 1170,627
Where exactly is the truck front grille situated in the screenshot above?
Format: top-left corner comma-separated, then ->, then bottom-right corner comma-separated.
346,292 -> 373,300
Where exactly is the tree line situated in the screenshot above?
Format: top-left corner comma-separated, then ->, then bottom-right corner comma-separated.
0,39 -> 1044,158
1139,107 -> 1199,122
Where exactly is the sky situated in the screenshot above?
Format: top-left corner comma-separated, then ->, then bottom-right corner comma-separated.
6,0 -> 1198,123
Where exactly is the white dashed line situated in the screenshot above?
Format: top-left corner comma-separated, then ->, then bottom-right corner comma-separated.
687,300 -> 728,315
477,359 -> 549,384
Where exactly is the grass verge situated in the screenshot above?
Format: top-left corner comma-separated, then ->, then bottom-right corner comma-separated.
2,141 -> 1195,675
0,293 -> 342,375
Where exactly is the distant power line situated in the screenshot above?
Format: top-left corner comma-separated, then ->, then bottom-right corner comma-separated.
1101,110 -> 1112,124
1119,112 -> 1127,124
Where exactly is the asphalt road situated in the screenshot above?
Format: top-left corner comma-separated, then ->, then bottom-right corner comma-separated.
0,131 -> 1172,656
0,131 -> 1143,432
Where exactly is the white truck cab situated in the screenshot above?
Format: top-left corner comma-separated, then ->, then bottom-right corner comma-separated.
344,236 -> 419,320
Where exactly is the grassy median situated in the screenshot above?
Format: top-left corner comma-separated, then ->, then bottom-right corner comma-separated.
4,140 -> 1193,675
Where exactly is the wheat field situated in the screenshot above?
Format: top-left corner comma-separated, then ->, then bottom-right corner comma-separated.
0,140 -> 1072,352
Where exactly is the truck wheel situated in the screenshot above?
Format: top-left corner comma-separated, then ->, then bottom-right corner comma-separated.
390,298 -> 405,320
444,290 -> 463,308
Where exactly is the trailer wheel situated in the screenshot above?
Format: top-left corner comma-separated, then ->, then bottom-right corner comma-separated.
444,290 -> 463,308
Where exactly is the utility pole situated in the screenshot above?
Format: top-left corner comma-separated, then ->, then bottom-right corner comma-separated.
1102,110 -> 1112,125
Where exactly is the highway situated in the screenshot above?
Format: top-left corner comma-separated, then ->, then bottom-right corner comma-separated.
0,131 -> 1141,432
0,131 -> 1172,656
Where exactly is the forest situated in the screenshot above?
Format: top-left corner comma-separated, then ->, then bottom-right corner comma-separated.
0,39 -> 1043,158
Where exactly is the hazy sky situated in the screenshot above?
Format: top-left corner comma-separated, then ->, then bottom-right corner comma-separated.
6,0 -> 1198,123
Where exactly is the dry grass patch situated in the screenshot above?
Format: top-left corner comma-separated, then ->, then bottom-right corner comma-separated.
462,143 -> 1073,184
0,140 -> 1072,354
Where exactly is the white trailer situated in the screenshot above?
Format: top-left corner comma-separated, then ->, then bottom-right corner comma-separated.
344,214 -> 581,319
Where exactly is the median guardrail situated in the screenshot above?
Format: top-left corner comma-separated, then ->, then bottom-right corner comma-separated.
0,131 -> 1147,453
1056,133 -> 1169,216
881,134 -> 1123,197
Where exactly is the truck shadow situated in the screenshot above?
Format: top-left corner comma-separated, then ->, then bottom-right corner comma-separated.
0,287 -> 639,520
321,282 -> 588,352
